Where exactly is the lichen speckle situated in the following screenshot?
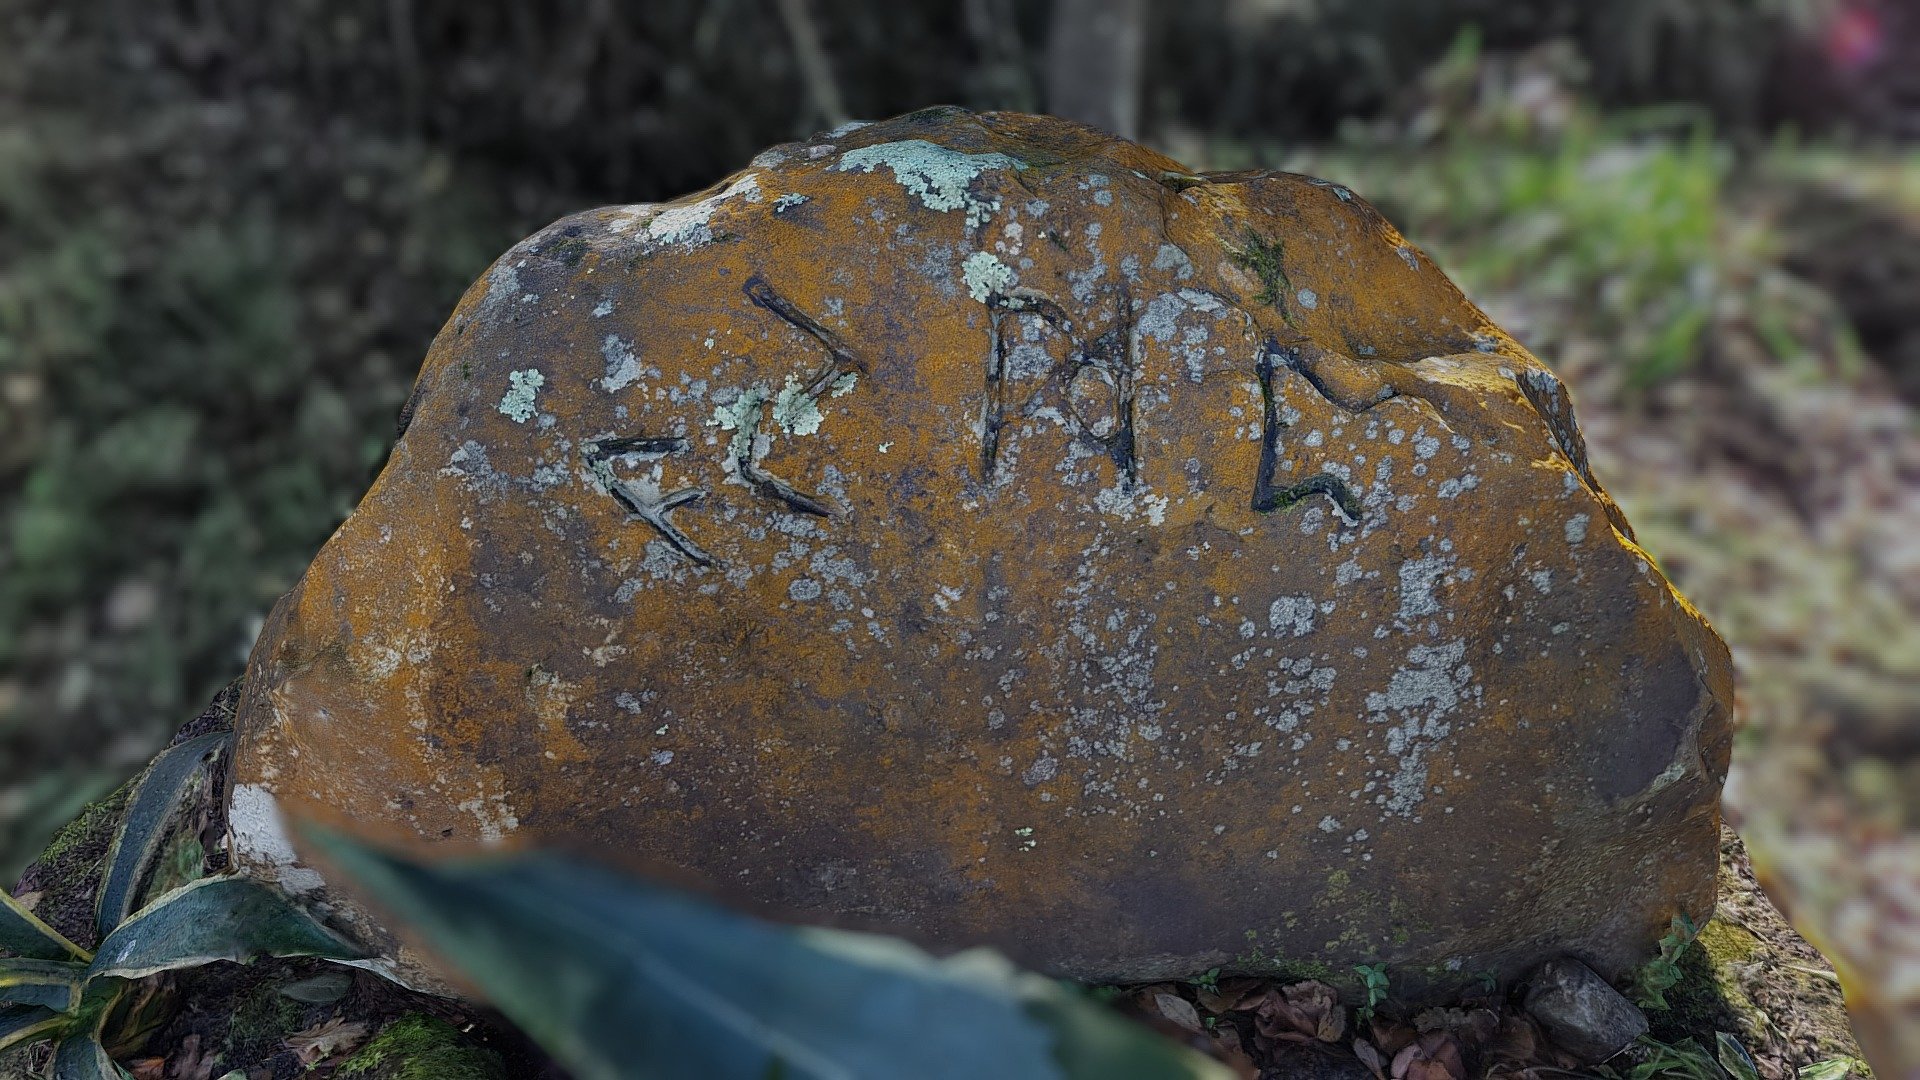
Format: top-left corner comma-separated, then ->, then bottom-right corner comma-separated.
835,139 -> 1025,228
497,369 -> 545,423
1270,595 -> 1316,636
599,336 -> 643,392
963,250 -> 1017,303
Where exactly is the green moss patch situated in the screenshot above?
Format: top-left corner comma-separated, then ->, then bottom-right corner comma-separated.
337,1014 -> 506,1080
224,977 -> 309,1064
10,780 -> 133,949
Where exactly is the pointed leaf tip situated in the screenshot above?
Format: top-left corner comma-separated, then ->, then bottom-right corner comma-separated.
88,876 -> 363,982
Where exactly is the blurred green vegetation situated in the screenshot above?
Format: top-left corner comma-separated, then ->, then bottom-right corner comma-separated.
1197,32 -> 1866,391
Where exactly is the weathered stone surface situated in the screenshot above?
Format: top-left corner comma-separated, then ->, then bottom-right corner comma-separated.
226,108 -> 1733,992
1523,957 -> 1650,1062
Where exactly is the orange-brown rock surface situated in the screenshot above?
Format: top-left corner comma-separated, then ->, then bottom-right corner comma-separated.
226,107 -> 1733,993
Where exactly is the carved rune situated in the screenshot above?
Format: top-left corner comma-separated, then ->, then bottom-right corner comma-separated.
979,287 -> 1139,486
587,436 -> 715,566
730,275 -> 869,516
1252,342 -> 1364,521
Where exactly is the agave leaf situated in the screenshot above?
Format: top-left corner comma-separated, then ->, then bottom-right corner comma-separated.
0,957 -> 86,1012
1715,1032 -> 1761,1080
307,827 -> 1232,1080
0,888 -> 91,963
95,732 -> 229,940
87,876 -> 363,981
52,1033 -> 131,1080
0,1003 -> 67,1053
277,969 -> 354,1004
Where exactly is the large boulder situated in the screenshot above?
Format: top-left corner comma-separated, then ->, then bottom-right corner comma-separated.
226,107 -> 1733,992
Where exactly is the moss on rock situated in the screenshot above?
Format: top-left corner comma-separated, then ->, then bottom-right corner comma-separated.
337,1014 -> 505,1080
223,978 -> 308,1064
10,781 -> 133,949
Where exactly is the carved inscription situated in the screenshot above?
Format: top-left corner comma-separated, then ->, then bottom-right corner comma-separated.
1252,342 -> 1363,521
980,288 -> 1138,486
587,436 -> 716,566
590,277 -> 869,567
734,276 -> 868,516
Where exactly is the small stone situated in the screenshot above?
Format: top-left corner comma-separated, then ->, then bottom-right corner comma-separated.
1523,957 -> 1650,1062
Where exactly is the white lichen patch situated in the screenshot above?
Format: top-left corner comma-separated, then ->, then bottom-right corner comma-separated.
834,139 -> 1025,228
1564,512 -> 1591,545
962,250 -> 1017,303
1269,595 -> 1316,636
229,783 -> 325,893
453,785 -> 521,844
483,261 -> 521,311
1366,639 -> 1475,816
600,335 -> 644,392
1092,483 -> 1169,525
498,368 -> 545,423
647,173 -> 761,248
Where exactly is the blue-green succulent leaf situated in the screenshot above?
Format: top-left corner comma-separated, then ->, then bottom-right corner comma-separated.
0,889 -> 90,963
0,957 -> 86,1012
307,827 -> 1231,1080
95,732 -> 229,939
87,876 -> 363,981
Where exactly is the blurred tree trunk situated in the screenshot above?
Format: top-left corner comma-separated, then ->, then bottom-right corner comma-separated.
774,0 -> 850,129
1044,0 -> 1148,138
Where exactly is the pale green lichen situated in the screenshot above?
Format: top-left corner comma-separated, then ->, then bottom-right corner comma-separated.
771,375 -> 824,436
829,371 -> 858,397
710,389 -> 767,457
497,369 -> 545,423
962,251 -> 1017,303
834,140 -> 1024,228
647,174 -> 760,247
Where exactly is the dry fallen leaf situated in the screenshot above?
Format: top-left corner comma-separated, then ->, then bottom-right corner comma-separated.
1196,976 -> 1266,1014
1371,1015 -> 1419,1057
168,1033 -> 216,1080
1413,1005 -> 1501,1046
285,1016 -> 369,1066
126,1059 -> 165,1080
1208,1022 -> 1261,1080
1253,980 -> 1348,1043
1391,1031 -> 1467,1080
1485,1014 -> 1550,1068
1354,1037 -> 1389,1079
1154,991 -> 1206,1035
